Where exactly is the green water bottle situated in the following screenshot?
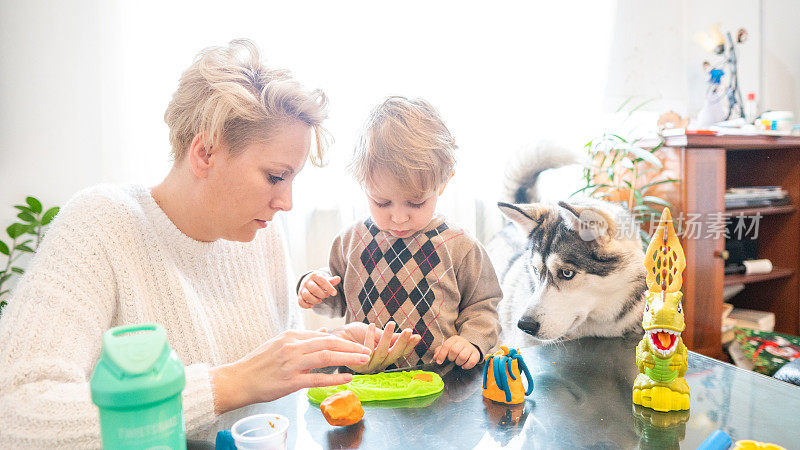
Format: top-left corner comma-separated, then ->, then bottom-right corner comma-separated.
90,323 -> 186,449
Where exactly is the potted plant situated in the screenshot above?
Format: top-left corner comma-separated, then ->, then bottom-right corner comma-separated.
0,196 -> 59,315
573,99 -> 680,248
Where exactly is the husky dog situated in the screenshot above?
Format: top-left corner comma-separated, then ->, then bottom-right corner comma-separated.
487,145 -> 646,346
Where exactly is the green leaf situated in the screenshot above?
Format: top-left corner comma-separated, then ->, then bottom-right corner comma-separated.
640,228 -> 652,246
6,223 -> 29,239
570,185 -> 594,197
598,153 -> 608,169
609,134 -> 628,143
615,97 -> 633,113
13,205 -> 32,214
649,140 -> 665,153
633,203 -> 659,211
41,207 -> 60,225
15,244 -> 34,253
621,157 -> 635,169
10,267 -> 24,275
609,150 -> 620,167
627,146 -> 662,166
26,197 -> 42,214
627,98 -> 656,117
640,179 -> 680,195
17,212 -> 36,223
641,178 -> 680,190
642,196 -> 673,208
0,274 -> 11,283
0,240 -> 8,256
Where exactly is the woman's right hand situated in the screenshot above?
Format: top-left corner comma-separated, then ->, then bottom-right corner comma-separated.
209,330 -> 371,414
298,271 -> 341,309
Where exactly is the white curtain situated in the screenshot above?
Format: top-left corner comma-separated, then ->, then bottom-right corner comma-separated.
101,0 -> 617,276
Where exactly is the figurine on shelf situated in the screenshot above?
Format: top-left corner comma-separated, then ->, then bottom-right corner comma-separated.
695,24 -> 748,126
482,346 -> 533,405
632,208 -> 690,412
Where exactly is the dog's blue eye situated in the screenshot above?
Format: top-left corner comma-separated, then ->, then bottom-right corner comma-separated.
558,268 -> 575,280
645,302 -> 650,312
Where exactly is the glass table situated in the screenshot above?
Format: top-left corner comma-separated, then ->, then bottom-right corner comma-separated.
190,336 -> 800,449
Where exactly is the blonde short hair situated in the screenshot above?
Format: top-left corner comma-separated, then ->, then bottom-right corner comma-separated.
165,39 -> 330,165
351,96 -> 457,196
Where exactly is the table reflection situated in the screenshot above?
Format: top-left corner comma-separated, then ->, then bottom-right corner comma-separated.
191,335 -> 800,449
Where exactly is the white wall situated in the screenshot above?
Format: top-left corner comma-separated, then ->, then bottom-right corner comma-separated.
604,0 -> 765,119
763,0 -> 800,118
0,0 -> 111,230
2,0 -> 799,248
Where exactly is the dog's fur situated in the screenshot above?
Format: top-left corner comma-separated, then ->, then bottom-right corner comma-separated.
487,144 -> 646,346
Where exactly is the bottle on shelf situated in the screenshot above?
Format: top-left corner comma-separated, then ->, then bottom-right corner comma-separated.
744,92 -> 758,124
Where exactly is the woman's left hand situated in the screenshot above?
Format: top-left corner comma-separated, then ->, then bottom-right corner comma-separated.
332,322 -> 421,374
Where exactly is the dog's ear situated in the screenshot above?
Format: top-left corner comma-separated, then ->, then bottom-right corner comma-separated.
557,201 -> 619,244
497,202 -> 551,234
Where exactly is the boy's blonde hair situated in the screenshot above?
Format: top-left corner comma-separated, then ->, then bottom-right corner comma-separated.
165,39 -> 330,165
351,96 -> 457,196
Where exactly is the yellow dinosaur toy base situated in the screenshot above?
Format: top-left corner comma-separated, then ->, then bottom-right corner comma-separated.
632,383 -> 690,412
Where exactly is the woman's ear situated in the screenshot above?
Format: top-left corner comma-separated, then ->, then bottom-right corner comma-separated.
187,133 -> 213,178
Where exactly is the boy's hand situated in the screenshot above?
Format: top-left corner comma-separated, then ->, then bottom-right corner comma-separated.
433,336 -> 481,370
298,272 -> 341,309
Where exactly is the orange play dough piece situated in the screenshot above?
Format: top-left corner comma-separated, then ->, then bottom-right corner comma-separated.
413,373 -> 433,382
320,390 -> 364,426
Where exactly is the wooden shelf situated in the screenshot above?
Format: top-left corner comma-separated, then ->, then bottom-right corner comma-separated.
662,134 -> 800,150
724,267 -> 794,286
725,205 -> 796,216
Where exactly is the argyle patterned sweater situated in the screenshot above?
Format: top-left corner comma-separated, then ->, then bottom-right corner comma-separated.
310,215 -> 502,367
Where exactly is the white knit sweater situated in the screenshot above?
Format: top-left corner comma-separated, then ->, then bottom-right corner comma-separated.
0,184 -> 302,448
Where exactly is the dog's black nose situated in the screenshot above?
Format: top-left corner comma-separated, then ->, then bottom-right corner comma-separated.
517,317 -> 540,336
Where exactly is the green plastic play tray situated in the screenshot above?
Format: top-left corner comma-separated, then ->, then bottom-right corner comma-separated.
307,370 -> 444,404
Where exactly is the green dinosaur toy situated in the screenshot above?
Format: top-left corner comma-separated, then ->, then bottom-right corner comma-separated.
632,208 -> 690,412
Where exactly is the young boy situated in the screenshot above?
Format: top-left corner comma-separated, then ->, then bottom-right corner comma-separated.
298,96 -> 502,371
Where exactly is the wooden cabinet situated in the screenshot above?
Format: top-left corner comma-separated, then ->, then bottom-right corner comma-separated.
661,135 -> 800,359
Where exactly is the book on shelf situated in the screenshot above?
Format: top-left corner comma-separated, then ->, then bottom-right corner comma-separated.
728,308 -> 775,332
721,303 -> 735,345
721,318 -> 736,345
725,186 -> 790,210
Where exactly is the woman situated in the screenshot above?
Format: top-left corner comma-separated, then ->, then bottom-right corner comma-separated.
0,39 -> 417,447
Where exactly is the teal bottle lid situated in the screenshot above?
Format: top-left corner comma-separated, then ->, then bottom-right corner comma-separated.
90,323 -> 185,409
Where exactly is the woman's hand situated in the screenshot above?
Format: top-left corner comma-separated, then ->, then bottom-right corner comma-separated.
333,322 -> 421,374
433,335 -> 481,369
209,330 -> 372,414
